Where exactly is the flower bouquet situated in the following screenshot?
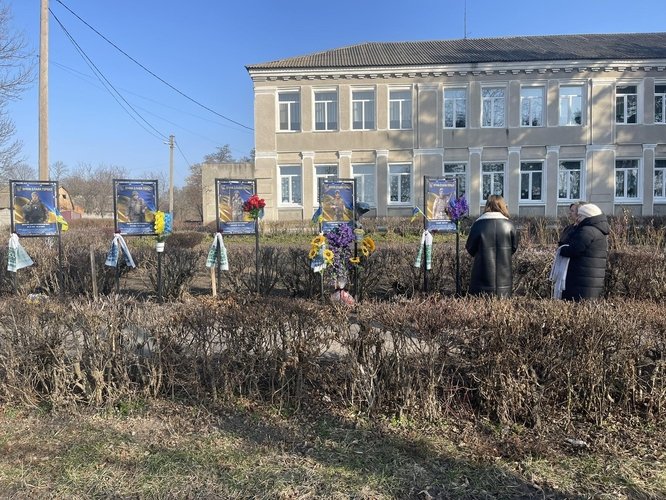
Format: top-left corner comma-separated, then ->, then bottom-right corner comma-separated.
243,194 -> 266,220
153,210 -> 172,251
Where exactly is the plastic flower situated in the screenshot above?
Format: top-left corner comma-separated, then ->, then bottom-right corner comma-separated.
360,246 -> 370,257
154,211 -> 172,242
243,194 -> 266,220
361,236 -> 376,254
308,247 -> 318,259
311,234 -> 326,247
323,249 -> 335,263
447,196 -> 469,223
349,256 -> 361,265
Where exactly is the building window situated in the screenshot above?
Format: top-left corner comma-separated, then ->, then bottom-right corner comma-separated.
278,91 -> 300,131
388,163 -> 412,204
558,160 -> 583,201
616,85 -> 637,124
655,159 -> 666,199
615,159 -> 640,200
352,89 -> 375,130
444,88 -> 466,128
353,164 -> 376,206
314,90 -> 338,131
482,162 -> 505,201
389,89 -> 412,129
520,162 -> 543,202
443,162 -> 466,198
314,165 -> 338,205
482,87 -> 505,127
559,86 -> 582,126
520,87 -> 544,127
655,84 -> 666,124
279,166 -> 302,205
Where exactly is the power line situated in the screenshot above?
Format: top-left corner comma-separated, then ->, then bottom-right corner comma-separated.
50,9 -> 168,142
54,0 -> 254,131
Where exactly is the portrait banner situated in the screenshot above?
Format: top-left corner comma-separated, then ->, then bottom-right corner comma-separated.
320,179 -> 354,232
10,180 -> 59,237
425,177 -> 457,233
215,179 -> 256,235
114,179 -> 158,236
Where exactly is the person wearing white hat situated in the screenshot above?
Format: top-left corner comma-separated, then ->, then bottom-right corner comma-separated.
558,203 -> 609,300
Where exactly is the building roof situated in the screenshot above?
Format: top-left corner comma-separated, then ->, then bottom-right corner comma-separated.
246,32 -> 666,71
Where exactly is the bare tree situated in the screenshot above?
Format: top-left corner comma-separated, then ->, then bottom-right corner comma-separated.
50,160 -> 69,181
62,163 -> 127,217
0,4 -> 35,177
0,160 -> 34,180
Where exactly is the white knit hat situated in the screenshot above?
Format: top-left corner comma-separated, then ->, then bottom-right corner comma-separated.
577,203 -> 603,219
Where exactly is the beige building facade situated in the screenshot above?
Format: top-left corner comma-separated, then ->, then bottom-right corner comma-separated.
246,33 -> 666,219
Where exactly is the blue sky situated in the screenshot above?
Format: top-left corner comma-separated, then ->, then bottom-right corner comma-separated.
6,0 -> 666,187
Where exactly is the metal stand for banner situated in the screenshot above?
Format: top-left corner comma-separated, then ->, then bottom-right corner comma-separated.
254,219 -> 260,294
57,233 -> 64,298
212,236 -> 221,297
455,223 -> 461,296
157,248 -> 163,303
422,236 -> 429,293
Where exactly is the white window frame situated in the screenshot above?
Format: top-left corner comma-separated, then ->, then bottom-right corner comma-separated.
557,160 -> 585,202
654,159 -> 666,200
313,89 -> 338,131
481,162 -> 505,201
655,83 -> 666,124
559,85 -> 583,126
277,90 -> 300,132
519,161 -> 545,203
615,159 -> 641,202
278,165 -> 302,206
313,165 -> 338,207
520,86 -> 545,127
352,163 -> 377,207
443,87 -> 467,128
481,86 -> 506,128
351,88 -> 375,130
616,84 -> 639,124
388,163 -> 412,205
443,162 -> 467,198
388,87 -> 413,130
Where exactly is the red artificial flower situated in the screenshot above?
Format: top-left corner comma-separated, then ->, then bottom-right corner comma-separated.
243,194 -> 266,219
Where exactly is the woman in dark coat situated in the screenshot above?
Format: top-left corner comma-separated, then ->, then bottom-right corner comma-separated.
559,203 -> 609,301
465,195 -> 519,297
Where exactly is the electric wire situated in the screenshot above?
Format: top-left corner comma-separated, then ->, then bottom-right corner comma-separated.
50,9 -> 168,142
54,0 -> 254,132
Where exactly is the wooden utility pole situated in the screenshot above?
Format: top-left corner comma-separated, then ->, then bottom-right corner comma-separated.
39,0 -> 49,180
169,134 -> 175,213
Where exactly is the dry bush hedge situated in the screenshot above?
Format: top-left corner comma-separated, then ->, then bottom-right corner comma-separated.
0,295 -> 663,429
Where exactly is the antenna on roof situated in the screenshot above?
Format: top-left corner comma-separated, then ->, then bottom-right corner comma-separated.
464,0 -> 468,39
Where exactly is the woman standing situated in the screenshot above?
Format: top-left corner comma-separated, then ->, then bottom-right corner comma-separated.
559,203 -> 609,301
465,195 -> 519,297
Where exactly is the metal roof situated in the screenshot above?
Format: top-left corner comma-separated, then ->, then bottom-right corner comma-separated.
246,32 -> 666,71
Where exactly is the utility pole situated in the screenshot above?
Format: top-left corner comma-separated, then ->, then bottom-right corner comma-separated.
169,134 -> 175,213
39,0 -> 49,180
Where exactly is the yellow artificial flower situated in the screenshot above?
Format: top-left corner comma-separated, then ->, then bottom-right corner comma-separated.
154,211 -> 165,234
362,236 -> 376,253
308,247 -> 318,259
323,249 -> 334,263
361,246 -> 370,257
349,256 -> 361,265
311,234 -> 326,247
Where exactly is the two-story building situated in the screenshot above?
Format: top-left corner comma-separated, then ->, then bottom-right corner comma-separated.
246,32 -> 666,220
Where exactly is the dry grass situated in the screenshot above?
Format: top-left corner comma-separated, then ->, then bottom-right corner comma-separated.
0,401 -> 663,499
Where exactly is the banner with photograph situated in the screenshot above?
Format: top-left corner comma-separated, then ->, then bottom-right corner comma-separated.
114,179 -> 158,236
215,179 -> 256,235
424,177 -> 457,232
320,179 -> 354,232
10,181 -> 59,237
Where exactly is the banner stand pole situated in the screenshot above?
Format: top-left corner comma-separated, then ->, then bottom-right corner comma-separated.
216,235 -> 221,296
157,247 -> 163,303
255,219 -> 260,294
57,233 -> 64,298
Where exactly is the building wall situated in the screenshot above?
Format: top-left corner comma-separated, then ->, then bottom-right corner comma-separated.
250,62 -> 666,219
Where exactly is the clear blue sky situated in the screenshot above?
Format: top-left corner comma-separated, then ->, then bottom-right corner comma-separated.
6,0 -> 666,187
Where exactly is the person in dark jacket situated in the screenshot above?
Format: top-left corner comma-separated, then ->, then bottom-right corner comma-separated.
466,195 -> 519,297
558,201 -> 585,246
559,203 -> 609,301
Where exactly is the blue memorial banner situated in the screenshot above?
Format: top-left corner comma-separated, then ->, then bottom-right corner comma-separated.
320,179 -> 354,233
425,177 -> 457,233
215,179 -> 256,235
10,181 -> 59,237
114,179 -> 158,236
